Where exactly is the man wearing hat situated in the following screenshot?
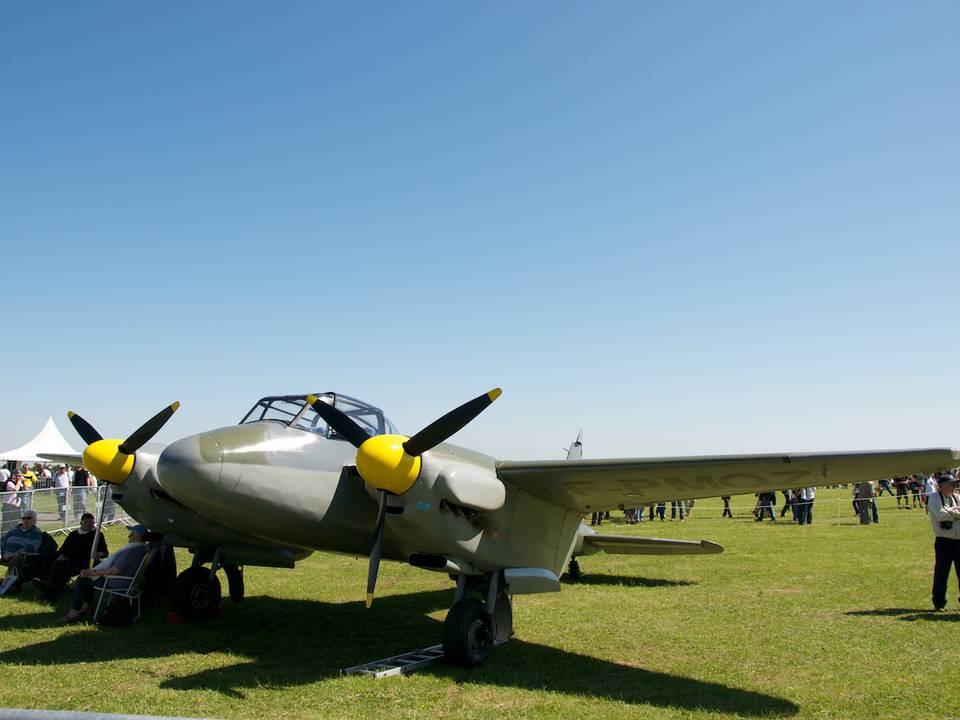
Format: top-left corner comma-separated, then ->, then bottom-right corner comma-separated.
928,474 -> 960,611
59,524 -> 149,623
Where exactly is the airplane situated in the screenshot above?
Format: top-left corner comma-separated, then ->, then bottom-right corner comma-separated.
43,388 -> 960,667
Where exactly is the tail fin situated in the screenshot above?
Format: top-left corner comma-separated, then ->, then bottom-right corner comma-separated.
565,430 -> 583,460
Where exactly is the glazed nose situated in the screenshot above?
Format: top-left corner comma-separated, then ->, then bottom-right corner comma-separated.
157,433 -> 223,506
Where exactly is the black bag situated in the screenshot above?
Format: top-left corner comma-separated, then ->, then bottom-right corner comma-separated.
97,600 -> 135,627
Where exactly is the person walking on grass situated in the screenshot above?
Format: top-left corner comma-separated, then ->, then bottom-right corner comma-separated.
927,475 -> 960,612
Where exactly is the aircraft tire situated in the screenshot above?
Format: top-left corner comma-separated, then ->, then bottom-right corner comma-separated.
223,563 -> 244,604
172,566 -> 222,621
442,597 -> 492,668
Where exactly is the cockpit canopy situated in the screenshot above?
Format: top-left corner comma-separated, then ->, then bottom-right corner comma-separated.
239,392 -> 398,440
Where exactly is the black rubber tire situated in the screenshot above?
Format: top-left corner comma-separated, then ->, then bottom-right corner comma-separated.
442,597 -> 493,668
172,566 -> 221,621
567,559 -> 581,583
222,563 -> 244,604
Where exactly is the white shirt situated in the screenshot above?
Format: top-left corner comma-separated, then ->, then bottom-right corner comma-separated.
0,469 -> 9,484
55,472 -> 70,489
802,487 -> 815,501
927,490 -> 960,540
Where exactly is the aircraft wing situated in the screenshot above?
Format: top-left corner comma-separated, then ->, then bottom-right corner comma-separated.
39,453 -> 83,465
496,448 -> 960,511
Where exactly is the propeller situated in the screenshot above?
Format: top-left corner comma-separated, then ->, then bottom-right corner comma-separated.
67,402 -> 181,484
307,388 -> 501,607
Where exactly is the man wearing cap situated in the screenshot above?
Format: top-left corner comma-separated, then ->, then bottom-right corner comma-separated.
927,474 -> 960,611
60,524 -> 149,623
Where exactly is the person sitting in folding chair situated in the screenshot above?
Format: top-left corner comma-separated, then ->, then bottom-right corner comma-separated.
33,512 -> 108,600
0,509 -> 43,595
59,524 -> 148,623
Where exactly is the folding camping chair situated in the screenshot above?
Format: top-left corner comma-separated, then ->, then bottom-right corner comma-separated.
92,546 -> 157,623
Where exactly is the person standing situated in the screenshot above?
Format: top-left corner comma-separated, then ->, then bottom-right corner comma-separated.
54,467 -> 70,522
927,475 -> 960,611
721,496 -> 733,518
895,476 -> 910,509
779,490 -> 793,519
799,487 -> 815,525
755,492 -> 776,522
19,464 -> 36,490
19,464 -> 35,510
1,473 -> 23,532
37,463 -> 52,489
72,466 -> 89,520
670,500 -> 685,521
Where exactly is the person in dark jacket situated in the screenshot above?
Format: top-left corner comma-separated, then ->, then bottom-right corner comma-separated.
59,524 -> 147,623
33,513 -> 108,598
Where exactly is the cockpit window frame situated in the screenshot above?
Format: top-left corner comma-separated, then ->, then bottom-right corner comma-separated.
239,392 -> 397,437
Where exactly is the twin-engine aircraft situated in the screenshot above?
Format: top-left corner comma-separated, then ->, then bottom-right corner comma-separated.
44,389 -> 959,667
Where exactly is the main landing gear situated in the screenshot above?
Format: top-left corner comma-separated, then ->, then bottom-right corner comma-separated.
172,549 -> 244,621
442,571 -> 513,668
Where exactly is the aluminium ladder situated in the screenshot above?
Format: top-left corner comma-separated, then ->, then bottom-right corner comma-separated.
341,644 -> 445,679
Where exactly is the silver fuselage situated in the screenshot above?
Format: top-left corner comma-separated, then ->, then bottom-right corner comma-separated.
117,420 -> 582,577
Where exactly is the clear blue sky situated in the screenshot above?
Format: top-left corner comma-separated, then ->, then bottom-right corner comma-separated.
2,2 -> 958,459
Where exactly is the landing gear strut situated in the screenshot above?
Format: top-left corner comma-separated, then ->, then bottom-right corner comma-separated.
442,571 -> 513,668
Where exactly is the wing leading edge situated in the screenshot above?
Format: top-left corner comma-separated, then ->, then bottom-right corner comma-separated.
496,448 -> 960,511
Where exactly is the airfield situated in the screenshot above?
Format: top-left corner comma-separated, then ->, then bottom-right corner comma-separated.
0,488 -> 948,720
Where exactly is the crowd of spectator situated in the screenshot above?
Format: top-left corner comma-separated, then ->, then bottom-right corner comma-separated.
1,461 -> 104,531
598,472 -> 958,528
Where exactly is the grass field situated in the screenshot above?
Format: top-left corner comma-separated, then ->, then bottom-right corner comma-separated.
0,488 -> 954,720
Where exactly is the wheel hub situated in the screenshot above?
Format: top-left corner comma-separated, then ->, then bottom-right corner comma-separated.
190,582 -> 211,608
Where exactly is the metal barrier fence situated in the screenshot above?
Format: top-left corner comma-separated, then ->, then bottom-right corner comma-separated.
0,486 -> 132,536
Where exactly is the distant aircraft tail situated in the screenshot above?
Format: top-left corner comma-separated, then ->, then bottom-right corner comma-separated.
565,430 -> 583,460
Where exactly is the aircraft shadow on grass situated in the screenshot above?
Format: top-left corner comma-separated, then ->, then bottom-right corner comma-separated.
846,608 -> 960,623
0,589 -> 797,716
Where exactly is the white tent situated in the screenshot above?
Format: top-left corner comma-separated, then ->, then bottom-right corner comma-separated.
0,417 -> 81,463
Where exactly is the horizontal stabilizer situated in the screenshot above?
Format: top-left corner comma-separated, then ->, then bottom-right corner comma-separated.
582,534 -> 723,556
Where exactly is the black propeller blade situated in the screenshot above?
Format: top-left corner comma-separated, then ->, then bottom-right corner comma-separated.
118,401 -> 181,454
366,490 -> 388,608
403,388 -> 501,456
307,388 -> 503,608
306,395 -> 371,448
67,411 -> 103,445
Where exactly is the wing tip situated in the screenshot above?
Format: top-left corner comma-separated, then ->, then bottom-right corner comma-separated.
701,540 -> 724,554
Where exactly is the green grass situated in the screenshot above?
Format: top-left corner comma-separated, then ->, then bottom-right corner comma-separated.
0,488 -> 952,720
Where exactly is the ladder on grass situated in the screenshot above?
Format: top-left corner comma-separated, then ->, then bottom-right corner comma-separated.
341,644 -> 445,679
